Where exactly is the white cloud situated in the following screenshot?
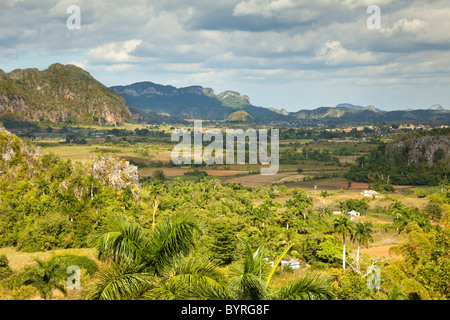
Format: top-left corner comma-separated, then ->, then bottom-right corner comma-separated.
1,0 -> 449,110
233,0 -> 297,17
319,41 -> 378,65
383,18 -> 429,35
68,60 -> 88,69
87,39 -> 142,64
342,0 -> 393,9
106,64 -> 135,72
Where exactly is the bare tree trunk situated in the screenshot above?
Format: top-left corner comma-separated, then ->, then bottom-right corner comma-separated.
343,234 -> 346,271
357,242 -> 361,270
152,197 -> 160,230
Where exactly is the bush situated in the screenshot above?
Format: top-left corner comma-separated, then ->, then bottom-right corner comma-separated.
17,214 -> 72,252
0,254 -> 13,280
424,203 -> 443,221
153,169 -> 166,182
51,255 -> 98,275
184,169 -> 209,178
10,285 -> 38,300
310,261 -> 328,270
316,238 -> 342,263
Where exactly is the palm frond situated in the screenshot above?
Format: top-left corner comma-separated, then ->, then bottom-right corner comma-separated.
164,256 -> 230,300
85,262 -> 154,300
147,213 -> 202,275
173,255 -> 225,282
266,244 -> 292,286
274,272 -> 334,300
228,241 -> 268,300
12,257 -> 67,300
241,241 -> 266,276
91,217 -> 149,263
229,271 -> 267,300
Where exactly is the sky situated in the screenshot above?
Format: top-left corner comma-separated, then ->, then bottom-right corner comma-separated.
1,0 -> 450,112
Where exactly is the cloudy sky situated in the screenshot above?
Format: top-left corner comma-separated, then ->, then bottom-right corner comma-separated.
1,0 -> 449,111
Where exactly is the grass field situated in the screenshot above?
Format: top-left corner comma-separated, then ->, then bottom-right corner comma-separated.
27,133 -> 433,266
0,247 -> 100,273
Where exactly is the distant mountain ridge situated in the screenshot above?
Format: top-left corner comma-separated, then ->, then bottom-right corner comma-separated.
335,103 -> 385,113
429,104 -> 446,111
110,81 -> 288,122
112,81 -> 449,125
0,63 -> 448,126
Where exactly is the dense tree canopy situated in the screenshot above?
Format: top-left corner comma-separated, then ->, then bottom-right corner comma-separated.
345,128 -> 450,186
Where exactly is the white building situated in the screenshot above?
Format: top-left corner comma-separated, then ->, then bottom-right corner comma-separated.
361,190 -> 379,198
267,258 -> 303,270
347,210 -> 361,217
280,258 -> 302,270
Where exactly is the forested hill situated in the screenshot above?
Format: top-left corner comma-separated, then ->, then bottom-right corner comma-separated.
345,127 -> 450,187
0,126 -> 140,251
0,64 -> 131,126
110,81 -> 289,122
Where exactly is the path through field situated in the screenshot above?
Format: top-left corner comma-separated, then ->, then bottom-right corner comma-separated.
221,172 -> 295,188
360,245 -> 402,258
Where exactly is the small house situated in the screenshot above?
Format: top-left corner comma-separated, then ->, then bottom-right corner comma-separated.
267,258 -> 303,270
280,258 -> 302,270
361,190 -> 379,198
347,210 -> 361,217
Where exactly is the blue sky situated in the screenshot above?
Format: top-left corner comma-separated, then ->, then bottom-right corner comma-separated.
1,0 -> 449,112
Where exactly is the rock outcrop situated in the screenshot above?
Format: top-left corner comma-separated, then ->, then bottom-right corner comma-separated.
0,63 -> 131,126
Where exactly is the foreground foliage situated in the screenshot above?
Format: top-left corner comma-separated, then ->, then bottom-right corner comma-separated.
0,127 -> 449,300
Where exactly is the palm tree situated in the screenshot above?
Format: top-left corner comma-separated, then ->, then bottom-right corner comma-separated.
285,189 -> 313,220
227,242 -> 334,300
393,204 -> 431,233
320,191 -> 329,205
351,221 -> 374,269
333,215 -> 354,272
386,284 -> 407,300
14,258 -> 67,300
86,214 -> 228,300
228,242 -> 268,300
183,242 -> 334,301
87,218 -> 334,300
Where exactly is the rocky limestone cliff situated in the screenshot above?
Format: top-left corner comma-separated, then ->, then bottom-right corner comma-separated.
0,64 -> 131,126
112,82 -> 203,98
429,104 -> 445,111
217,90 -> 250,103
390,134 -> 450,167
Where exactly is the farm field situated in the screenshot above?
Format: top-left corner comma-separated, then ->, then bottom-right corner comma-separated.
0,247 -> 100,273
1,124 -> 447,302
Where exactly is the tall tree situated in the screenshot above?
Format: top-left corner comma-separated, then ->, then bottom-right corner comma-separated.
87,214 -> 227,300
285,189 -> 313,220
226,241 -> 334,300
352,221 -> 374,269
14,258 -> 67,300
333,215 -> 354,271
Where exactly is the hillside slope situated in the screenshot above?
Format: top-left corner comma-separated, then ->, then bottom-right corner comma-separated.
110,82 -> 289,122
290,106 -> 450,125
0,64 -> 131,126
344,128 -> 450,186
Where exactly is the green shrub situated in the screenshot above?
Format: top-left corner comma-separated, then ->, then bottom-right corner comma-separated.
0,254 -> 13,280
17,214 -> 72,252
51,255 -> 98,275
10,285 -> 38,300
316,238 -> 342,263
310,261 -> 327,270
